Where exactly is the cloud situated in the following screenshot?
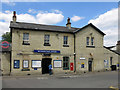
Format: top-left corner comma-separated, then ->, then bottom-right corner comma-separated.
88,8 -> 118,46
28,9 -> 63,14
1,0 -> 16,6
28,9 -> 37,14
36,13 -> 64,24
0,10 -> 64,36
71,16 -> 84,22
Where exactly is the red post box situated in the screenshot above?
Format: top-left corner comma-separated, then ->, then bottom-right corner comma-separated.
70,63 -> 74,71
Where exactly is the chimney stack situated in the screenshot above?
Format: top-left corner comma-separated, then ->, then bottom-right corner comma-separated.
13,11 -> 16,22
66,17 -> 71,29
116,41 -> 120,52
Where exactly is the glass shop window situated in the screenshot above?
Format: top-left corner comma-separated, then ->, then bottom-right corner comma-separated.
14,60 -> 20,69
63,57 -> 69,70
23,60 -> 29,68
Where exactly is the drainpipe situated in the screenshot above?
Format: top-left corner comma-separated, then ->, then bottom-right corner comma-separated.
74,34 -> 76,73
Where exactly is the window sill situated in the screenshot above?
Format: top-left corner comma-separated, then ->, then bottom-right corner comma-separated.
86,46 -> 95,48
44,43 -> 51,46
63,45 -> 69,47
21,69 -> 30,71
63,68 -> 69,70
22,43 -> 30,45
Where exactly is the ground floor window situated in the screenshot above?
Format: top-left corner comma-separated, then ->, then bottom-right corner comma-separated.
63,57 -> 69,70
14,60 -> 20,69
23,60 -> 29,68
32,60 -> 41,68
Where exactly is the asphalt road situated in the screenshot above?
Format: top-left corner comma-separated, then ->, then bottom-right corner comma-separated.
2,71 -> 118,88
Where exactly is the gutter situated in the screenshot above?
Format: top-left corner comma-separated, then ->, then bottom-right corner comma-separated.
74,34 -> 76,72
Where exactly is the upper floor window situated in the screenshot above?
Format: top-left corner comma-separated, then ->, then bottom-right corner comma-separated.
44,34 -> 50,46
63,36 -> 69,47
91,37 -> 94,45
86,37 -> 89,46
23,33 -> 30,45
86,37 -> 95,48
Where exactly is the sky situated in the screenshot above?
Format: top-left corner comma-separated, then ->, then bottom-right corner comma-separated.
0,1 -> 118,46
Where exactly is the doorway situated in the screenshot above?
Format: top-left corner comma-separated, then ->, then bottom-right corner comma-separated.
88,58 -> 93,72
42,58 -> 52,74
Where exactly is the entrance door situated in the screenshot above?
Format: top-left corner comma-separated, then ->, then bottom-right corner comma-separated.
42,58 -> 52,74
88,58 -> 93,72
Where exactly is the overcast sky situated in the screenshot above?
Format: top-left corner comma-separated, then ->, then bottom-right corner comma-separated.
0,1 -> 118,46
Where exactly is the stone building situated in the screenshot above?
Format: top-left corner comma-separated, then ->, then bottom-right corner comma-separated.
1,11 -> 119,75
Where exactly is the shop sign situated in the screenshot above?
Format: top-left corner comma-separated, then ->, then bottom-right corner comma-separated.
34,50 -> 60,53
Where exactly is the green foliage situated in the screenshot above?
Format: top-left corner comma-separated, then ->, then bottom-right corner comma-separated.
2,32 -> 11,43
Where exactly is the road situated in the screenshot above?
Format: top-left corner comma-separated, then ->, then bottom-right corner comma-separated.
2,71 -> 118,88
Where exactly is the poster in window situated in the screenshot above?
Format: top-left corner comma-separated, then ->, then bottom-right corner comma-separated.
23,60 -> 29,68
104,60 -> 109,68
32,60 -> 41,68
14,60 -> 20,68
54,60 -> 62,68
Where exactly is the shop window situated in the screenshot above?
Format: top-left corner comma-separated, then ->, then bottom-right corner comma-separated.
23,60 -> 29,68
14,60 -> 20,69
63,36 -> 69,47
23,33 -> 30,45
32,60 -> 41,68
44,34 -> 50,46
63,57 -> 69,70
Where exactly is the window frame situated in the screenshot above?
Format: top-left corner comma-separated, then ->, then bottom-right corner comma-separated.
86,37 -> 89,46
14,60 -> 20,69
63,36 -> 68,45
91,37 -> 94,46
44,34 -> 50,46
63,57 -> 69,70
23,60 -> 29,69
23,33 -> 30,45
31,60 -> 42,68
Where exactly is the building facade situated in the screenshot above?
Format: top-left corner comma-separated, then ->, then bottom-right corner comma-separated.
1,11 -> 119,75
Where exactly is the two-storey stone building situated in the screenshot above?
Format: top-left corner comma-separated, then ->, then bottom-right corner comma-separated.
1,11 -> 119,75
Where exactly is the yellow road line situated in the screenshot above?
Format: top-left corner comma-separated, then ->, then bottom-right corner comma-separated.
109,86 -> 119,90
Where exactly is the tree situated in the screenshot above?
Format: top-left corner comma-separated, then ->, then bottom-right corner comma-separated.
2,32 -> 12,43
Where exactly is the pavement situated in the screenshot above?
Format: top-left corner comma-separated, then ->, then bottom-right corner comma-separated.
1,71 -> 119,88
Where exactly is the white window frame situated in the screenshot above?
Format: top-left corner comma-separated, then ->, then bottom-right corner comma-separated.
63,36 -> 68,45
23,60 -> 29,68
44,34 -> 50,44
32,60 -> 41,68
86,37 -> 89,46
91,37 -> 94,46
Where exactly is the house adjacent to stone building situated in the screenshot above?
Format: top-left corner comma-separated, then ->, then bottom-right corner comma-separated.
1,11 -> 120,75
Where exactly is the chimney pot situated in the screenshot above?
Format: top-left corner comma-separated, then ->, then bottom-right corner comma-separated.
116,40 -> 120,52
66,17 -> 71,29
13,11 -> 16,22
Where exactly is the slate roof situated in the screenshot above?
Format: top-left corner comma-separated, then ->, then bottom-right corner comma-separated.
10,21 -> 105,35
10,21 -> 79,33
74,23 -> 106,35
104,46 -> 120,55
